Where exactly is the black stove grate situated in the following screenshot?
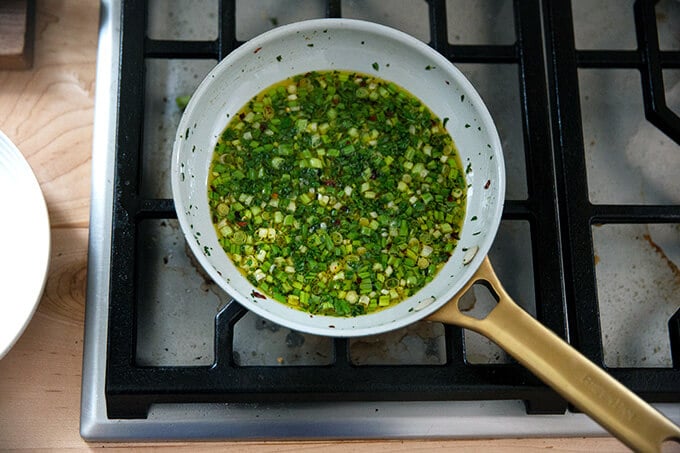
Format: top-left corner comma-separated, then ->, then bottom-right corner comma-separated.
543,0 -> 680,405
104,0 -> 679,419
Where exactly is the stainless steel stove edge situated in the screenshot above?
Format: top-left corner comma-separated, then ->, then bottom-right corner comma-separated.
80,0 -> 120,441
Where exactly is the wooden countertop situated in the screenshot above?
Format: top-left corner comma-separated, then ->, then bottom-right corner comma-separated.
0,1 -> 627,451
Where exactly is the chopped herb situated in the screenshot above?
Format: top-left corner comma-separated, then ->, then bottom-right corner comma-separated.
269,17 -> 279,26
208,70 -> 467,317
176,95 -> 191,111
425,65 -> 435,70
464,123 -> 470,128
307,43 -> 314,47
443,117 -> 449,127
372,62 -> 379,71
460,94 -> 465,102
276,55 -> 282,62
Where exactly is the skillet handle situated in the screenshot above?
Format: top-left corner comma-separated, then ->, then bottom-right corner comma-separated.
427,257 -> 680,452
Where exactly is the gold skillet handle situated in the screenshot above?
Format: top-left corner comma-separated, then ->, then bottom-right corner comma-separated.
427,257 -> 680,453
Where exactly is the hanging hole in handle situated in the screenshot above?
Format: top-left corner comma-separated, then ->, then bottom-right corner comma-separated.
457,281 -> 500,321
458,281 -> 516,366
661,437 -> 680,453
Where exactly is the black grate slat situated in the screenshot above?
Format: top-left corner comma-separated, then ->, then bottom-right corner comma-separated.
145,39 -> 218,59
513,0 -> 566,340
326,0 -> 342,19
634,0 -> 680,145
444,45 -> 517,63
218,0 -> 237,60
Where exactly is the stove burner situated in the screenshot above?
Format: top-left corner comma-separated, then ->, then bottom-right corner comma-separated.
84,0 -> 679,436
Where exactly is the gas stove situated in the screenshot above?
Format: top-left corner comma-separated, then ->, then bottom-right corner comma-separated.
80,0 -> 680,441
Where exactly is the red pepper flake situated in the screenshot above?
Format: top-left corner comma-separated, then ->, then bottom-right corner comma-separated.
254,47 -> 263,54
252,290 -> 266,299
484,179 -> 491,189
271,192 -> 279,199
237,221 -> 247,227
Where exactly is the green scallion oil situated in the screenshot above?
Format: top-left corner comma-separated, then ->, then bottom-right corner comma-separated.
208,70 -> 467,317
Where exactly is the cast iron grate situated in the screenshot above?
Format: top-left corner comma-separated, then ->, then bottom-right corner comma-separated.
104,0 -> 679,419
542,0 -> 680,407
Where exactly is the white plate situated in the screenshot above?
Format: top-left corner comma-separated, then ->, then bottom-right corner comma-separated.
0,130 -> 50,359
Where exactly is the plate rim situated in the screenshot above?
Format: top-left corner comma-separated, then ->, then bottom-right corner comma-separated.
0,130 -> 51,359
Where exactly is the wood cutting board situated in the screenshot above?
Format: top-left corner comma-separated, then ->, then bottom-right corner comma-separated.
0,0 -> 35,70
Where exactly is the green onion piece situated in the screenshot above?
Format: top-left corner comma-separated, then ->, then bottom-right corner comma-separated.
176,95 -> 191,110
